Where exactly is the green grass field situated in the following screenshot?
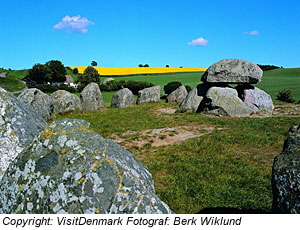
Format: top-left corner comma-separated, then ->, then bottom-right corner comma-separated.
0,77 -> 25,92
51,102 -> 300,213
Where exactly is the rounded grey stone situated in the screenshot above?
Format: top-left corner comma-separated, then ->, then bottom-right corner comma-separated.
80,83 -> 104,112
111,88 -> 135,108
51,90 -> 81,114
137,85 -> 161,104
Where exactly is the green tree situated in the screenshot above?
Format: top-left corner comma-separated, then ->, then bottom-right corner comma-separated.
25,63 -> 51,84
138,64 -> 143,67
77,66 -> 101,91
45,60 -> 66,83
91,61 -> 97,66
73,68 -> 79,74
144,64 -> 149,67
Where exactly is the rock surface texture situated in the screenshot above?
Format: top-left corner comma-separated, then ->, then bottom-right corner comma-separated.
166,86 -> 188,103
272,125 -> 300,213
203,87 -> 253,117
80,83 -> 104,112
51,90 -> 81,114
177,86 -> 203,113
0,91 -> 46,181
18,88 -> 53,120
111,88 -> 135,108
201,59 -> 263,84
0,119 -> 173,214
137,85 -> 161,104
236,85 -> 274,114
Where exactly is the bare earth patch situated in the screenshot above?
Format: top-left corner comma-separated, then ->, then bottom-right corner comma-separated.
110,125 -> 222,148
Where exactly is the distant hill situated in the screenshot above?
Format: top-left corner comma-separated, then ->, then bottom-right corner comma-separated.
257,64 -> 281,72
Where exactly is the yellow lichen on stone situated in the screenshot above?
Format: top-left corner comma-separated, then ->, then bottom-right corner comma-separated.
61,148 -> 66,154
95,208 -> 100,214
18,184 -> 25,191
78,177 -> 85,184
41,129 -> 53,140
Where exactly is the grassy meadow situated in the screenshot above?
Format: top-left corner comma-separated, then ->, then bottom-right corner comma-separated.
51,102 -> 300,213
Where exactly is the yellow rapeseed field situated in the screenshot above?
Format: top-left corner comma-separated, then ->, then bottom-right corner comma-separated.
69,66 -> 206,75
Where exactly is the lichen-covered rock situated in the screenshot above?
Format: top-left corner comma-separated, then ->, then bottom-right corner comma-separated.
0,119 -> 173,214
18,88 -> 53,120
0,87 -> 6,92
202,87 -> 253,117
111,88 -> 135,108
201,59 -> 263,84
166,86 -> 188,103
51,90 -> 81,114
137,85 -> 161,104
236,85 -> 274,114
176,85 -> 204,113
80,83 -> 104,112
272,125 -> 300,213
0,91 -> 46,181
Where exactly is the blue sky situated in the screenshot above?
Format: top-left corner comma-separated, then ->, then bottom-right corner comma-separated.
1,0 -> 300,69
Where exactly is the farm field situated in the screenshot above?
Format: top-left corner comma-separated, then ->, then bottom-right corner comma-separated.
70,66 -> 206,76
3,67 -> 300,102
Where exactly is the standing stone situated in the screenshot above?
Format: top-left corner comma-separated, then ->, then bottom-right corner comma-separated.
80,83 -> 104,112
137,85 -> 161,104
111,88 -> 135,108
0,91 -> 46,181
51,90 -> 81,114
203,87 -> 253,117
201,59 -> 263,84
0,119 -> 173,214
272,125 -> 300,213
166,86 -> 188,103
236,85 -> 274,114
18,88 -> 53,120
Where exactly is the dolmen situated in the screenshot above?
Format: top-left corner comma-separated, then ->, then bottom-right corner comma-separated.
177,59 -> 274,117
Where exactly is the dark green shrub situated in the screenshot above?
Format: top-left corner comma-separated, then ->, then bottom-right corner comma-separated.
276,89 -> 295,103
99,80 -> 122,91
164,81 -> 182,95
124,80 -> 154,95
185,85 -> 192,93
76,66 -> 100,91
73,68 -> 79,74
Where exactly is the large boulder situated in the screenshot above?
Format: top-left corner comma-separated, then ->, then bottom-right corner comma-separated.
51,90 -> 81,114
80,83 -> 104,112
111,88 -> 135,108
236,85 -> 274,114
272,125 -> 300,213
0,119 -> 173,214
137,85 -> 161,104
0,91 -> 46,181
166,86 -> 188,103
202,87 -> 253,117
201,59 -> 263,84
176,84 -> 207,113
18,88 -> 53,120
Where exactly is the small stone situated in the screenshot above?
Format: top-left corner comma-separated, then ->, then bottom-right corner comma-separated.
166,86 -> 188,103
51,90 -> 81,114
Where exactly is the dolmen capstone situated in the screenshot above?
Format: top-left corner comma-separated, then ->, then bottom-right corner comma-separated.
0,89 -> 46,180
18,88 -> 53,120
137,85 -> 161,104
111,88 -> 135,108
166,86 -> 188,103
80,83 -> 104,112
51,90 -> 81,114
272,125 -> 300,213
0,118 -> 173,214
177,59 -> 274,117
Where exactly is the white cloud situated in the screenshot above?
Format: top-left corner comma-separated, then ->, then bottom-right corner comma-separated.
53,15 -> 94,34
188,37 -> 209,46
244,30 -> 259,35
